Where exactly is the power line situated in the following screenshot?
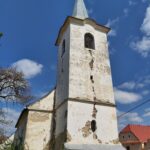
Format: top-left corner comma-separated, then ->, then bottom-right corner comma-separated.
118,98 -> 150,119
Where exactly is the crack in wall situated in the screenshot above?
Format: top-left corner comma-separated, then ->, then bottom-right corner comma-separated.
93,133 -> 98,140
88,50 -> 101,142
111,138 -> 119,144
92,104 -> 97,118
88,50 -> 98,119
89,59 -> 94,70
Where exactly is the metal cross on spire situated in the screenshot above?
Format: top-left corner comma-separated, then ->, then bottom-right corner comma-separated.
72,0 -> 89,20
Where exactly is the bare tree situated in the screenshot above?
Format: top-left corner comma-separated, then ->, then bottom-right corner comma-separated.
0,68 -> 31,138
0,109 -> 11,136
0,68 -> 31,103
0,33 -> 31,142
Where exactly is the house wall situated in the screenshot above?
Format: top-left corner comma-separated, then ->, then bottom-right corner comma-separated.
119,132 -> 138,142
28,90 -> 55,111
120,132 -> 143,150
25,111 -> 53,150
145,140 -> 150,150
14,90 -> 55,150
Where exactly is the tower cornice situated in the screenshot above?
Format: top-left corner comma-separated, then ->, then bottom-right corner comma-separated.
55,16 -> 110,46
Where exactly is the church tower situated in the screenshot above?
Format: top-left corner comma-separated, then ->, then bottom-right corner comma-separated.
13,0 -> 125,149
54,0 -> 124,149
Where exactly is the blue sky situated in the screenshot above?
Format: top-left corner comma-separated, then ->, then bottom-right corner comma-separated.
0,0 -> 150,135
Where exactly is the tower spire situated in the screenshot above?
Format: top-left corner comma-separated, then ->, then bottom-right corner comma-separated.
73,0 -> 89,20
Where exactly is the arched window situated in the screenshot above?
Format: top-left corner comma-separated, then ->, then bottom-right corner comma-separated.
84,33 -> 95,49
61,40 -> 65,57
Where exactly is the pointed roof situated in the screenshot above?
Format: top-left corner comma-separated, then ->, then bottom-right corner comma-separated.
73,0 -> 88,19
120,124 -> 150,143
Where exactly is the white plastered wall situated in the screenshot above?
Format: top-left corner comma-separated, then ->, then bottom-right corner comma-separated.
15,90 -> 55,150
67,101 -> 118,144
69,23 -> 115,104
55,25 -> 70,107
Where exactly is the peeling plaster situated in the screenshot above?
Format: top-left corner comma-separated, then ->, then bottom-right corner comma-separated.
111,138 -> 119,144
30,112 -> 49,122
92,105 -> 97,118
67,131 -> 72,142
82,121 -> 92,138
93,133 -> 98,140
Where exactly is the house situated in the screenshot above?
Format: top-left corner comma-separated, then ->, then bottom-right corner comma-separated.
119,124 -> 150,150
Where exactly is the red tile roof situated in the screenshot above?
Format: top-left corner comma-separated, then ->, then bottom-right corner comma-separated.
120,125 -> 150,143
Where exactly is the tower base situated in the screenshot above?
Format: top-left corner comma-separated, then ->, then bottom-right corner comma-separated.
64,144 -> 125,150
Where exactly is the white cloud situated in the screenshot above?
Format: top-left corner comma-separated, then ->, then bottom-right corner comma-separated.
12,59 -> 43,79
118,110 -> 143,130
143,112 -> 150,117
114,88 -> 142,104
119,82 -> 136,90
116,76 -> 150,98
131,6 -> 150,57
106,18 -> 119,27
143,108 -> 150,117
108,30 -> 117,37
141,6 -> 150,36
145,108 -> 150,112
106,18 -> 119,37
119,81 -> 145,90
126,112 -> 143,122
131,36 -> 150,57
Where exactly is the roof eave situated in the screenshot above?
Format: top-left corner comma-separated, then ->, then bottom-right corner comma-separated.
15,108 -> 28,128
55,16 -> 111,46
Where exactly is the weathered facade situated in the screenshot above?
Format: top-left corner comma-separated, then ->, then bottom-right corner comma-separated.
14,0 -> 125,150
14,90 -> 55,150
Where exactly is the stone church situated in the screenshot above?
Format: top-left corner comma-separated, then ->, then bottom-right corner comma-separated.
14,0 -> 125,150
